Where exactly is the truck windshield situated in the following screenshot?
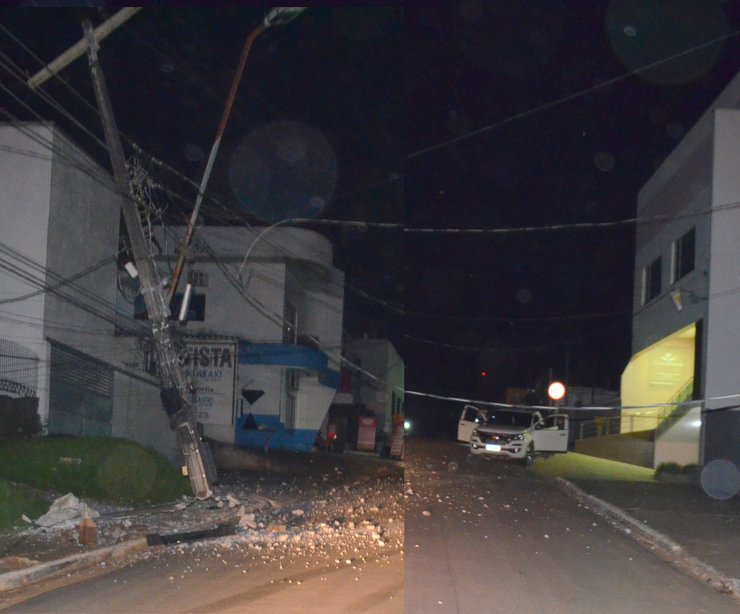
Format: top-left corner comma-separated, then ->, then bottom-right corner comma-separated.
485,411 -> 532,428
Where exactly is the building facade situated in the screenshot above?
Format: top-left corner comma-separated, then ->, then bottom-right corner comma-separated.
621,72 -> 740,467
1,122 -> 346,460
124,225 -> 346,452
327,338 -> 404,453
0,122 -> 177,458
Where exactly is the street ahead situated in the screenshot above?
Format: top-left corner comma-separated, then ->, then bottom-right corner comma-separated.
404,438 -> 737,614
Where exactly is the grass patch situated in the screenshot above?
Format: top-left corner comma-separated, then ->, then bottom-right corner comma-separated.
0,437 -> 191,506
0,479 -> 48,535
529,452 -> 656,482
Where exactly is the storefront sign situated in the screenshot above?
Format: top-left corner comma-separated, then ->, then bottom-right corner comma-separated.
179,339 -> 237,425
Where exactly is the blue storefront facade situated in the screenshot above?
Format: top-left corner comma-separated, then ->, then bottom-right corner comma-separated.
234,342 -> 341,452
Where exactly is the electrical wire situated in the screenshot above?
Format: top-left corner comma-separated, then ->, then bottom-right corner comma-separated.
403,388 -> 740,413
406,27 -> 740,161
4,13 -> 738,402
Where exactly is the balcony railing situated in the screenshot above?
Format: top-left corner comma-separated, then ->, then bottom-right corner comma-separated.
576,379 -> 695,441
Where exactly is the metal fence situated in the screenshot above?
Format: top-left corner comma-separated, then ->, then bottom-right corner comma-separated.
0,338 -> 39,398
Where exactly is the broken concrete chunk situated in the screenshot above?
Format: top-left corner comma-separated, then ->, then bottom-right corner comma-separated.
35,493 -> 99,529
239,513 -> 257,530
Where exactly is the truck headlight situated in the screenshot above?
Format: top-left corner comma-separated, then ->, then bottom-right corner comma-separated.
512,434 -> 524,440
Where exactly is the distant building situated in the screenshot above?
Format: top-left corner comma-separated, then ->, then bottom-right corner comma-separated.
326,338 -> 404,454
0,122 -> 346,459
621,72 -> 740,467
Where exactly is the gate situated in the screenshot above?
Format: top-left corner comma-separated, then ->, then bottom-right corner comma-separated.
49,343 -> 113,437
0,338 -> 41,436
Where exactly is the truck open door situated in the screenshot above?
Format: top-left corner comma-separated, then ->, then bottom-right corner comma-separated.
458,404 -> 486,442
533,414 -> 569,453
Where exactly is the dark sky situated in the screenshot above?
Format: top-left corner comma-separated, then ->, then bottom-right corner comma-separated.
0,6 -> 404,343
405,1 -> 740,407
2,4 -> 740,414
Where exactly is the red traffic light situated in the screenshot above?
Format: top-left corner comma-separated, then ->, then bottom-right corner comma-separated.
480,371 -> 488,377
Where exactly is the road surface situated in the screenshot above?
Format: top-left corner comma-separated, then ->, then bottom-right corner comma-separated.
1,453 -> 404,613
404,438 -> 737,614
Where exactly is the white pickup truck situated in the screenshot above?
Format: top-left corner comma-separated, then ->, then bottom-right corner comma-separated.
457,405 -> 569,465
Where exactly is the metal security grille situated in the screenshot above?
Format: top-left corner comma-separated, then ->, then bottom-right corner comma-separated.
49,343 -> 113,437
0,338 -> 39,397
51,344 -> 113,396
187,270 -> 209,288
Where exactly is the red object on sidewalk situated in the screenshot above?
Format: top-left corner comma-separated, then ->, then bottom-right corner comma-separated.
357,416 -> 377,451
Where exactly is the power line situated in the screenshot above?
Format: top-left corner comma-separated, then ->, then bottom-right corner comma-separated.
403,388 -> 740,413
406,27 -> 740,161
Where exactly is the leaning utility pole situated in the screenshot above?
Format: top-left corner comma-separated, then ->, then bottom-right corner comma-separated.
81,20 -> 214,499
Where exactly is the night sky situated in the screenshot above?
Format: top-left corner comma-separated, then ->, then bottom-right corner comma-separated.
2,4 -> 740,430
405,1 -> 740,423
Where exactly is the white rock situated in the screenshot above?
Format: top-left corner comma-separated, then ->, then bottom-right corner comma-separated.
239,514 -> 257,530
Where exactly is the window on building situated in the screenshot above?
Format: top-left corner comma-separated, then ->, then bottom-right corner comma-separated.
672,228 -> 695,283
283,369 -> 299,431
187,270 -> 209,288
134,293 -> 206,321
643,257 -> 662,304
283,303 -> 297,344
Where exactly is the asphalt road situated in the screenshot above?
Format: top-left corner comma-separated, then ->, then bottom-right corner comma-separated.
2,543 -> 402,613
403,438 -> 738,614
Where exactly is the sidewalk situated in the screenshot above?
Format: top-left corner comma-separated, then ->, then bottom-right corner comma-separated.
559,477 -> 740,601
0,447 -> 404,596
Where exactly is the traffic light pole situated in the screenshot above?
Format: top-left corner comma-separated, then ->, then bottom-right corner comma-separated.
82,20 -> 214,499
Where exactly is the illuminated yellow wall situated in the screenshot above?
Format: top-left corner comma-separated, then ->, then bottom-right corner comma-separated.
620,324 -> 695,432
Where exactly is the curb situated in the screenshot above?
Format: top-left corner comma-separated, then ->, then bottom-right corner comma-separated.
0,538 -> 148,593
555,478 -> 740,603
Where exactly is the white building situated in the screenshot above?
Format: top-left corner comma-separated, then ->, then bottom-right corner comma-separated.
0,122 -> 175,457
130,225 -> 346,452
328,338 -> 404,453
621,72 -> 740,468
0,122 -> 345,459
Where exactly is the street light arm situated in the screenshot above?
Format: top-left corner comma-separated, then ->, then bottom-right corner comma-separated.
167,20 -> 267,304
264,7 -> 307,27
167,7 -> 307,305
167,7 -> 305,305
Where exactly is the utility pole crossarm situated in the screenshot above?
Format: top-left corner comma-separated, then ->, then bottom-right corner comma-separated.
28,8 -> 141,89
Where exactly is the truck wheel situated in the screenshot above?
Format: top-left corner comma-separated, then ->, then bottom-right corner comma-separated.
520,445 -> 534,466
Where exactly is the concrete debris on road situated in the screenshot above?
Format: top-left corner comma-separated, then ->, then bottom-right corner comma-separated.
33,493 -> 99,530
1,448 -> 404,595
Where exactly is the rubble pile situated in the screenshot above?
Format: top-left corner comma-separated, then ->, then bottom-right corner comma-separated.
2,452 -> 404,577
